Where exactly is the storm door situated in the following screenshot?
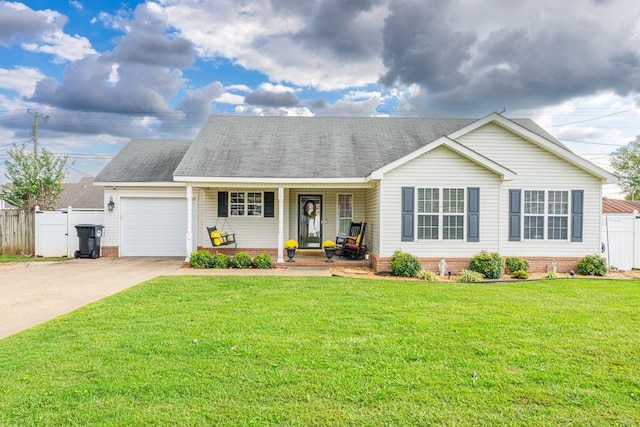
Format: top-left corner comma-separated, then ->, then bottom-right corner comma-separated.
299,195 -> 323,248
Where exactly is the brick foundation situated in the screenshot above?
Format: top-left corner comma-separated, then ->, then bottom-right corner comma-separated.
101,246 -> 119,257
371,253 -> 581,274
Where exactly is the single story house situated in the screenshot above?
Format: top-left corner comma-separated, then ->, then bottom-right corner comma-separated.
94,113 -> 616,272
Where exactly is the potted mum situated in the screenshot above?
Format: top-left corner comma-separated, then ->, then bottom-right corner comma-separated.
284,239 -> 299,262
322,239 -> 337,263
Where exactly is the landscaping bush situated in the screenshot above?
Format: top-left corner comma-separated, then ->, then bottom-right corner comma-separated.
389,250 -> 422,277
417,270 -> 438,282
253,253 -> 273,269
458,269 -> 484,283
469,251 -> 504,279
211,253 -> 230,269
505,257 -> 529,273
546,271 -> 558,279
231,252 -> 253,269
511,270 -> 529,279
577,254 -> 608,276
190,250 -> 212,269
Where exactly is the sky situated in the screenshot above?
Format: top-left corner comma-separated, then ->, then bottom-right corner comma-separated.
1,0 -> 640,198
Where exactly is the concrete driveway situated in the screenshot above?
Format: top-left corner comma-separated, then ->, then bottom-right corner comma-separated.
0,257 -> 184,339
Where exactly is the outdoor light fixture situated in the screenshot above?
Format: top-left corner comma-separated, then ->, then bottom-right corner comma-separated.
107,196 -> 115,212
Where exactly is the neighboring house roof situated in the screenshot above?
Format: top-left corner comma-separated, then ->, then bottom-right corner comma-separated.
57,177 -> 104,209
95,139 -> 193,183
603,199 -> 640,214
95,115 -> 615,184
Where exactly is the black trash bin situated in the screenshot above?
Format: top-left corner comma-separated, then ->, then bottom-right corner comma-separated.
74,224 -> 104,259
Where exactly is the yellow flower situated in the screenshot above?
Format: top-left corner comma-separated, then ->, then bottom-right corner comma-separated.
284,239 -> 299,249
322,240 -> 336,249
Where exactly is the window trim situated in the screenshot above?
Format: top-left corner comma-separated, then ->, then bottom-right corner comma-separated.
228,191 -> 264,217
336,193 -> 354,237
522,189 -> 570,241
416,187 -> 466,241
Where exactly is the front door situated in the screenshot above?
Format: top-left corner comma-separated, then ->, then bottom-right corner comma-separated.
299,195 -> 322,248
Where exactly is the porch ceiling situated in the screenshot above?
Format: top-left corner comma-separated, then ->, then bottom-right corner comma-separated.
180,180 -> 377,189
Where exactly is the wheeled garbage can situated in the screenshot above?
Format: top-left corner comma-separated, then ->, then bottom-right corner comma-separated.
74,224 -> 104,259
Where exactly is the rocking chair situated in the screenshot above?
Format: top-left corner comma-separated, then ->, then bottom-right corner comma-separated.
338,222 -> 367,259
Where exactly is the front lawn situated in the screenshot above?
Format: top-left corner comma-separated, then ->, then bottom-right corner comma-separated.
0,277 -> 638,425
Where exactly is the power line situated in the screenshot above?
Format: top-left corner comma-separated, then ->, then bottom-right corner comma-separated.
550,106 -> 640,127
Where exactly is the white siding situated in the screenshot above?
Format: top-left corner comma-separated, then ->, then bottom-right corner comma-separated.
203,189 -> 282,248
380,145 -> 502,257
459,123 -> 603,256
365,184 -> 380,254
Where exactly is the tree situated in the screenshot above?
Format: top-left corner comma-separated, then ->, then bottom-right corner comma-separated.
1,144 -> 68,210
610,135 -> 640,200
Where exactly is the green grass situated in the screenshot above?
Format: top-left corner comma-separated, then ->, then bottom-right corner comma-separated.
0,277 -> 639,426
0,254 -> 69,263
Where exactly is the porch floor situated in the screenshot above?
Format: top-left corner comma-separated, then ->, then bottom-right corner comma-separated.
275,249 -> 372,269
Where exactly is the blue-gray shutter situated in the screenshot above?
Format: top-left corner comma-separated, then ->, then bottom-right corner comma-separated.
401,187 -> 414,242
467,187 -> 480,242
571,190 -> 583,242
509,189 -> 521,241
218,191 -> 228,217
264,192 -> 275,218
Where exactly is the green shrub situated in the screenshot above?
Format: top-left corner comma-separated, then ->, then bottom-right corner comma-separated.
577,254 -> 607,276
211,253 -> 230,269
505,257 -> 529,273
190,250 -> 212,269
389,250 -> 422,277
469,251 -> 504,279
546,271 -> 558,279
511,270 -> 529,279
253,253 -> 273,269
231,252 -> 253,269
417,270 -> 438,281
458,269 -> 484,283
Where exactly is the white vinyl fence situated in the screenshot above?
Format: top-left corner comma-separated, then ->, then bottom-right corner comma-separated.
602,214 -> 640,271
35,208 -> 104,258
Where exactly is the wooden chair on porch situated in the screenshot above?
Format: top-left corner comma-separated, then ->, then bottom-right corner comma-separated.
337,222 -> 367,259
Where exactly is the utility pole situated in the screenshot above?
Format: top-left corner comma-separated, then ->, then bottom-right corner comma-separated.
27,109 -> 49,156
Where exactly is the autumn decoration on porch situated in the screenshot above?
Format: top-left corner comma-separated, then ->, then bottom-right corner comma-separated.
322,239 -> 337,263
284,239 -> 299,262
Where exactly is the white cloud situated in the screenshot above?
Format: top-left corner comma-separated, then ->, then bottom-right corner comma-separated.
0,67 -> 46,97
216,92 -> 245,105
22,30 -> 95,62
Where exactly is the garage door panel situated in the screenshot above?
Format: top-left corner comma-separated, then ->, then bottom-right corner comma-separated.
121,198 -> 187,256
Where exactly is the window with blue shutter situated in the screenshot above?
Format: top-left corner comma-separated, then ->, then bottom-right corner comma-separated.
509,189 -> 521,241
401,187 -> 415,241
467,187 -> 479,242
571,190 -> 583,242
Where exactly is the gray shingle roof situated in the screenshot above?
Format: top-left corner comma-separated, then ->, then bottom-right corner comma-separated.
95,139 -> 192,182
56,177 -> 104,209
96,116 -> 568,183
174,116 -> 480,179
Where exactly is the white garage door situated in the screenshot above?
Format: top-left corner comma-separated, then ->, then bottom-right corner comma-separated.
121,198 -> 189,256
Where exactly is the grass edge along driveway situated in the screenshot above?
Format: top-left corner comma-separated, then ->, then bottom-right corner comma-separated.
0,276 -> 638,426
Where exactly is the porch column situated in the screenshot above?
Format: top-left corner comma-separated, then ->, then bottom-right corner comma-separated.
185,184 -> 193,262
277,186 -> 284,263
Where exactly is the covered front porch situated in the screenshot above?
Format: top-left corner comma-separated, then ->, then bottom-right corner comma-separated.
185,181 -> 377,264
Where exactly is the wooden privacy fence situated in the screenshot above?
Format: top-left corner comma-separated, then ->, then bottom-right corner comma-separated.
0,210 -> 34,255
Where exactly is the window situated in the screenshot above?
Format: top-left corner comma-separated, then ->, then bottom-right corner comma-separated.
417,188 -> 464,240
337,194 -> 353,236
523,190 -> 568,240
229,191 -> 263,216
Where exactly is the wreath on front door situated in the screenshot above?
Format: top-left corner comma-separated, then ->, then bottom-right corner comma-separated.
303,200 -> 317,219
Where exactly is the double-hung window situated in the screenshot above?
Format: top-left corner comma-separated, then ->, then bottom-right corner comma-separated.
229,191 -> 263,216
523,190 -> 568,240
417,188 -> 464,240
337,194 -> 353,236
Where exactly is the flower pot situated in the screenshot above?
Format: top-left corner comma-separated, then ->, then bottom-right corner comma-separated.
324,248 -> 336,263
286,248 -> 297,262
